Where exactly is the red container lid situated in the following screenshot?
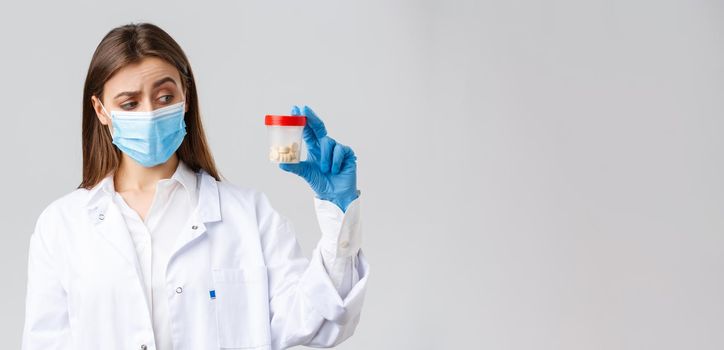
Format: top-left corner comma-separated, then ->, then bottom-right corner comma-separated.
265,115 -> 306,126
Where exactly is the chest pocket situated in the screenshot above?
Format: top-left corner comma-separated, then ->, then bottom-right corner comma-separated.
212,266 -> 271,349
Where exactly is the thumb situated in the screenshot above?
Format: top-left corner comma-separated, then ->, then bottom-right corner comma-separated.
278,161 -> 313,179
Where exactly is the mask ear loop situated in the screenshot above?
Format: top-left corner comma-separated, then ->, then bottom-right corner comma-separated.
97,99 -> 112,120
96,99 -> 115,139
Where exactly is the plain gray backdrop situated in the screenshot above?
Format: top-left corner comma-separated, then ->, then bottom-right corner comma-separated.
1,0 -> 722,349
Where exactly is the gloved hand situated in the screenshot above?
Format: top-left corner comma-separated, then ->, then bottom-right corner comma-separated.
279,105 -> 359,212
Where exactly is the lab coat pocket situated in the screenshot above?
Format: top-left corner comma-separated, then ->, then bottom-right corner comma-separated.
212,266 -> 271,349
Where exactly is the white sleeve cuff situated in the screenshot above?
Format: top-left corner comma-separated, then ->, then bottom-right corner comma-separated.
314,195 -> 362,260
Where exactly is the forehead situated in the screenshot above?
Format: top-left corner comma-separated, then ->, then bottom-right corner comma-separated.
104,56 -> 182,94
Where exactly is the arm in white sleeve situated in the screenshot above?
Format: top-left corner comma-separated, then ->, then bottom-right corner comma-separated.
22,208 -> 72,350
315,196 -> 362,298
256,192 -> 368,350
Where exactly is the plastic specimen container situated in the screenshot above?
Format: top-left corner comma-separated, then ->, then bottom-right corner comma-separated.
265,115 -> 306,163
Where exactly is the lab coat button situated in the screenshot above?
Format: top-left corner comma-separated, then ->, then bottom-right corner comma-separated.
191,225 -> 198,230
141,345 -> 147,350
340,240 -> 349,248
176,286 -> 183,294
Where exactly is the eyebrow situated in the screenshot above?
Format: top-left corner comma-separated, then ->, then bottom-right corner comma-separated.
113,77 -> 179,100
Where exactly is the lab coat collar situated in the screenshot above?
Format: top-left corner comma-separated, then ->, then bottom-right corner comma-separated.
85,161 -> 221,224
173,159 -> 198,200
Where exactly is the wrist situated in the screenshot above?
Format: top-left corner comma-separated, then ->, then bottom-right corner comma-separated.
318,189 -> 360,213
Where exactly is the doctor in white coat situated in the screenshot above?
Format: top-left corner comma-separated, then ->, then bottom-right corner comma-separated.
22,23 -> 368,350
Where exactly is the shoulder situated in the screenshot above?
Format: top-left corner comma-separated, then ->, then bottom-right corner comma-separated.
216,180 -> 272,209
213,178 -> 280,222
36,188 -> 90,222
30,187 -> 90,243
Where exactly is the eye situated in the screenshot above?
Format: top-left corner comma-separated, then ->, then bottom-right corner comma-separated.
120,101 -> 137,110
158,95 -> 174,104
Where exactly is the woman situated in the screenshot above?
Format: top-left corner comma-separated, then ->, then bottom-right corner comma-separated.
22,23 -> 368,350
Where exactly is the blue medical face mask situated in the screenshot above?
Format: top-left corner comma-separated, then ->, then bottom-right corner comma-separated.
99,100 -> 187,167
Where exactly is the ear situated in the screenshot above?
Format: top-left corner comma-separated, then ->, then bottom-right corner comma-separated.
91,95 -> 111,126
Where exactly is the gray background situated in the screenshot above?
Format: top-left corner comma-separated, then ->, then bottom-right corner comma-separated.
1,0 -> 722,349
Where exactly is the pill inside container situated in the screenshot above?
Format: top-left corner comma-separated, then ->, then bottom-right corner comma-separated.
265,115 -> 306,164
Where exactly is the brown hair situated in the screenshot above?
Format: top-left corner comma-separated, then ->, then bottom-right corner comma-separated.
78,22 -> 222,189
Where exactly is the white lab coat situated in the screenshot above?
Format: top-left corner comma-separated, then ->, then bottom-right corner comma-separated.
22,169 -> 369,350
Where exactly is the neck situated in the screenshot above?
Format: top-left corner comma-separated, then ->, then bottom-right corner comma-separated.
114,154 -> 180,193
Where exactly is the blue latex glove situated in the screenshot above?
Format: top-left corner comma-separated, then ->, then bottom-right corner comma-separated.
279,105 -> 359,212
